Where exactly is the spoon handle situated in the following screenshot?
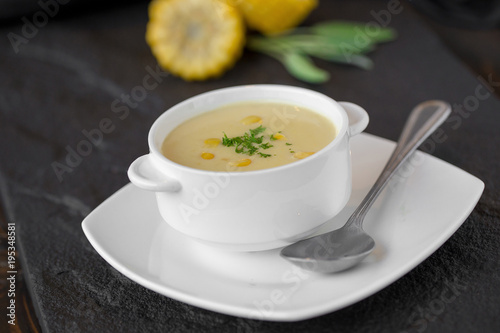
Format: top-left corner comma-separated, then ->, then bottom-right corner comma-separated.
346,100 -> 451,229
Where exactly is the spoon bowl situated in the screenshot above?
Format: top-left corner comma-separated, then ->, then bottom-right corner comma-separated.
281,227 -> 375,273
280,100 -> 451,273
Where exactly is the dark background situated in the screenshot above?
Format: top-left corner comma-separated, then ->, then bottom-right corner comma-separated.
1,0 -> 500,332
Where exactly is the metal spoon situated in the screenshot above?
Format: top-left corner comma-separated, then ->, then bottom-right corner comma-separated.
280,100 -> 451,273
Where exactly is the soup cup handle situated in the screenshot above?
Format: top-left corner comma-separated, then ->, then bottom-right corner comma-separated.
339,102 -> 369,136
128,155 -> 182,192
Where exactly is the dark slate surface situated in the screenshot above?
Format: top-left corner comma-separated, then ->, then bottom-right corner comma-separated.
1,1 -> 499,332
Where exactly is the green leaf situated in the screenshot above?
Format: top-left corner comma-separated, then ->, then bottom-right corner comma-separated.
311,21 -> 397,44
312,52 -> 373,70
311,21 -> 365,38
248,34 -> 372,58
246,36 -> 290,53
280,53 -> 330,84
246,20 -> 398,83
282,35 -> 375,59
249,125 -> 266,136
347,55 -> 374,70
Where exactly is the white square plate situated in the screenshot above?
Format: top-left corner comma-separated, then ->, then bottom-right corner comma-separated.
82,133 -> 484,321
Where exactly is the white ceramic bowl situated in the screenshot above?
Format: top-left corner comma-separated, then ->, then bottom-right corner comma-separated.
128,85 -> 368,251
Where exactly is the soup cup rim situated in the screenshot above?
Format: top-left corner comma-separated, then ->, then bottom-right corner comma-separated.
147,84 -> 349,177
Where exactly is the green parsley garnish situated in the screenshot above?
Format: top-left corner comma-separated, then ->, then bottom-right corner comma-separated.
222,126 -> 294,158
222,125 -> 277,157
249,125 -> 266,136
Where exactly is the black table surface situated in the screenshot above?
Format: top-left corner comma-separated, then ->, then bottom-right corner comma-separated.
1,1 -> 499,332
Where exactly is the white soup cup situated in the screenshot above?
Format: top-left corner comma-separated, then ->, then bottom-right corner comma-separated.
128,85 -> 369,251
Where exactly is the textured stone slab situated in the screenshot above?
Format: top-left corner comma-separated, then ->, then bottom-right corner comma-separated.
1,1 -> 499,332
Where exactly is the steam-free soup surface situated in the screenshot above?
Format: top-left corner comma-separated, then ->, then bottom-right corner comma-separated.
161,102 -> 336,171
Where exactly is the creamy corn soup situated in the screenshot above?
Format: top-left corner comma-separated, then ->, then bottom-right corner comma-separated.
161,102 -> 336,171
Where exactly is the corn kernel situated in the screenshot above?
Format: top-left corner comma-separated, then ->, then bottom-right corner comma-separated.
201,152 -> 215,160
241,115 -> 262,125
231,158 -> 252,167
293,152 -> 314,159
204,138 -> 221,147
272,133 -> 286,140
